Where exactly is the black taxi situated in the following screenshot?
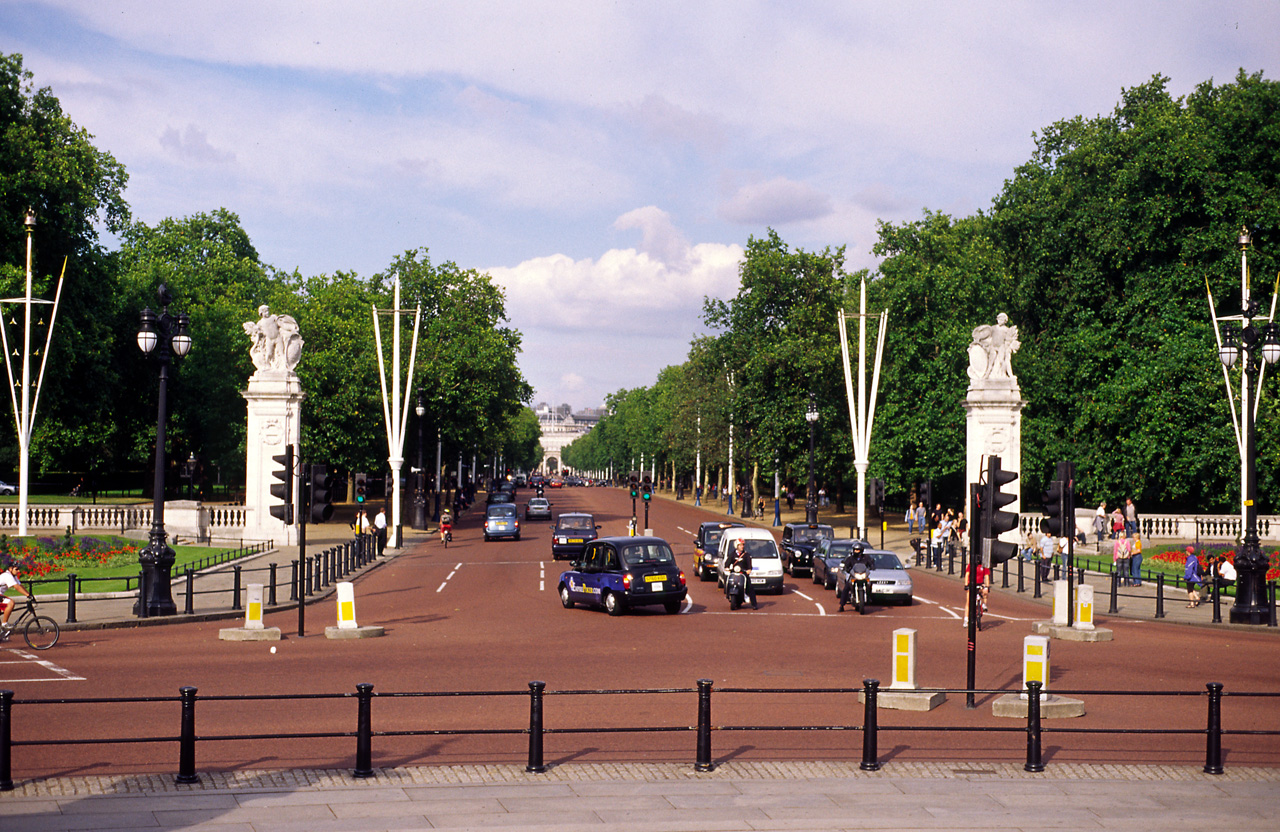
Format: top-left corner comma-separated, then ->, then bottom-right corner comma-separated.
780,523 -> 835,576
691,521 -> 743,581
558,536 -> 687,616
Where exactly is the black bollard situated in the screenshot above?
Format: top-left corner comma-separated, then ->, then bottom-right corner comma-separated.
1024,681 -> 1044,773
695,679 -> 714,772
353,683 -> 375,778
1204,682 -> 1224,775
66,573 -> 77,624
176,686 -> 200,784
860,679 -> 881,771
526,681 -> 547,773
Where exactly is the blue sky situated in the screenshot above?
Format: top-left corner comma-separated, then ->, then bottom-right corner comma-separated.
2,1 -> 1276,410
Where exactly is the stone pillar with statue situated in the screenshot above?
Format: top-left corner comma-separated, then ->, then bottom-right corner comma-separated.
241,305 -> 305,545
963,313 -> 1026,543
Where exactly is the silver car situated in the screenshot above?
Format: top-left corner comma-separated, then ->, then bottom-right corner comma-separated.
834,549 -> 913,605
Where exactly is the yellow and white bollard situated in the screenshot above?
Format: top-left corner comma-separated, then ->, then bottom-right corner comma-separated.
889,628 -> 917,690
1052,580 -> 1070,625
1074,584 -> 1095,630
244,584 -> 265,630
1021,635 -> 1050,699
336,581 -> 358,630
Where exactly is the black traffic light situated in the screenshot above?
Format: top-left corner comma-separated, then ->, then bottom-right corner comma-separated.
355,473 -> 367,504
919,479 -> 933,515
629,473 -> 639,499
982,455 -> 1019,566
269,444 -> 295,525
1042,480 -> 1066,536
308,464 -> 335,523
869,477 -> 885,518
641,475 -> 652,502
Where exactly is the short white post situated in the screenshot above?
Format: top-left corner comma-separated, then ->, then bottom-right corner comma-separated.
244,584 -> 264,630
889,628 -> 917,690
1021,635 -> 1050,699
336,581 -> 358,629
1052,580 -> 1069,625
1074,584 -> 1095,630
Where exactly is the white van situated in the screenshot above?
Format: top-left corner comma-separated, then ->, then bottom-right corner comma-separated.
715,527 -> 785,594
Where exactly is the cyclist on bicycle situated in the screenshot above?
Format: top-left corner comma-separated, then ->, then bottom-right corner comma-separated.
440,510 -> 453,545
1,563 -> 31,634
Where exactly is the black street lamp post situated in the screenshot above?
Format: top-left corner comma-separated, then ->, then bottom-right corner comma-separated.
413,389 -> 427,530
805,392 -> 819,524
135,284 -> 192,617
1215,227 -> 1280,625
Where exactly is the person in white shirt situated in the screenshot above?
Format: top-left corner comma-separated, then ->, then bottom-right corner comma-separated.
374,507 -> 388,556
1,564 -> 31,631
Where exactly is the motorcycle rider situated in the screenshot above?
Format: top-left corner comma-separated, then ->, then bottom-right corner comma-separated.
838,542 -> 876,612
727,537 -> 758,610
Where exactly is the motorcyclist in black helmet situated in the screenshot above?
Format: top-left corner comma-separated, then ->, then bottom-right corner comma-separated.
838,542 -> 876,612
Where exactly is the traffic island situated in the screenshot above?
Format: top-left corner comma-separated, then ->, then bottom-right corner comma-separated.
992,692 -> 1085,719
218,626 -> 282,641
862,689 -> 946,711
1032,621 -> 1114,642
859,628 -> 946,711
325,624 -> 385,639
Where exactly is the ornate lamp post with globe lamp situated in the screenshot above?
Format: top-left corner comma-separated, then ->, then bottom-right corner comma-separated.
805,392 -> 819,524
1211,226 -> 1280,625
134,284 -> 192,617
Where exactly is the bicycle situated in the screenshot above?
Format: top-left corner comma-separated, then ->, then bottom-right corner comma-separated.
1,595 -> 60,650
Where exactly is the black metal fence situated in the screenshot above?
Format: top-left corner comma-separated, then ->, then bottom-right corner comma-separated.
909,541 -> 1280,625
2,678 -> 1275,790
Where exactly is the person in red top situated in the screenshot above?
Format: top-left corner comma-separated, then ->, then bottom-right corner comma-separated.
962,559 -> 991,627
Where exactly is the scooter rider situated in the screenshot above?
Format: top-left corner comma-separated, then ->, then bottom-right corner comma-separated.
727,537 -> 758,610
838,542 -> 876,612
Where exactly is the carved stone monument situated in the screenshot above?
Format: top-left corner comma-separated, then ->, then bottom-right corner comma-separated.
241,306 -> 304,545
963,313 -> 1026,541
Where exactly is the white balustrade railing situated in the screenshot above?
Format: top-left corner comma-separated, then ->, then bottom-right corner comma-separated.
0,501 -> 249,541
1019,512 -> 1278,543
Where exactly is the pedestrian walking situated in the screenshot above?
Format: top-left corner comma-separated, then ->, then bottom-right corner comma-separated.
907,499 -> 918,534
374,506 -> 388,556
1124,498 -> 1138,538
1184,547 -> 1203,607
1130,534 -> 1143,586
1113,534 -> 1132,586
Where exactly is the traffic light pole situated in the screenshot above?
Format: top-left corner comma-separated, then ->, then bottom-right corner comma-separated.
297,463 -> 309,638
966,481 -> 981,709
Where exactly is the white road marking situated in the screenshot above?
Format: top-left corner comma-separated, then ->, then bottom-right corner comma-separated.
540,561 -> 546,592
435,582 -> 448,593
791,589 -> 826,616
436,563 -> 464,594
0,648 -> 85,682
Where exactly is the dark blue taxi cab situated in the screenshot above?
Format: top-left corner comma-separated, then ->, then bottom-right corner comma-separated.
558,536 -> 687,616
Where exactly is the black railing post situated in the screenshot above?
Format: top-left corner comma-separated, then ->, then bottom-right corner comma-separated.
65,573 -> 77,624
289,560 -> 298,601
1155,573 -> 1166,619
1001,558 -> 1009,589
138,570 -> 148,618
0,689 -> 12,791
695,678 -> 714,772
176,686 -> 200,784
526,681 -> 547,773
231,566 -> 243,611
268,563 -> 278,607
860,678 -> 881,771
353,683 -> 375,778
305,557 -> 313,596
1211,576 -> 1222,624
184,568 -> 194,615
1204,682 -> 1224,775
1033,557 -> 1042,598
1024,680 -> 1044,773
1269,582 -> 1277,628
1108,570 -> 1119,614
1017,556 -> 1025,594
322,549 -> 330,587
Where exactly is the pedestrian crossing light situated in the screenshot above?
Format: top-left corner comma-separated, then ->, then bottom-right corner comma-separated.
268,444 -> 294,525
641,475 -> 652,502
309,464 -> 335,523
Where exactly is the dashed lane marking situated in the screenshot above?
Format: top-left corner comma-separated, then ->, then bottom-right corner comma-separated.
0,648 -> 85,682
436,562 -> 463,593
791,589 -> 826,616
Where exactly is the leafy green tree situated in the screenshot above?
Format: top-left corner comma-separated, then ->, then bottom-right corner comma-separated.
0,52 -> 130,484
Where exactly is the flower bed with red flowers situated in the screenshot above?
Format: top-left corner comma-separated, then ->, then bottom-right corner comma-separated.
0,532 -> 140,582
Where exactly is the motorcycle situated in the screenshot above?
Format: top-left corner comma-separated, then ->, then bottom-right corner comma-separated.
725,567 -> 747,610
840,562 -> 870,614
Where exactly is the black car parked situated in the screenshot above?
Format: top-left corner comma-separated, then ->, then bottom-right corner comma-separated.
780,523 -> 834,576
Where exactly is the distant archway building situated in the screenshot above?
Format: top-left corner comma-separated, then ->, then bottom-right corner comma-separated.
535,403 -> 602,475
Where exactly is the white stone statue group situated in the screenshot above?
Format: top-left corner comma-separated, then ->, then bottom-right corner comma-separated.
968,312 -> 1019,383
243,305 -> 303,374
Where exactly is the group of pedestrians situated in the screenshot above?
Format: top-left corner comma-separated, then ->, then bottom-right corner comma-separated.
1182,546 -> 1237,608
905,499 -> 966,569
351,506 -> 388,556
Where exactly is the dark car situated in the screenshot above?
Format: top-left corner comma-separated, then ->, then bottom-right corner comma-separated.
779,523 -> 834,576
525,496 -> 553,521
813,538 -> 865,590
691,521 -> 743,581
558,536 -> 687,615
550,512 -> 599,560
483,503 -> 520,541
